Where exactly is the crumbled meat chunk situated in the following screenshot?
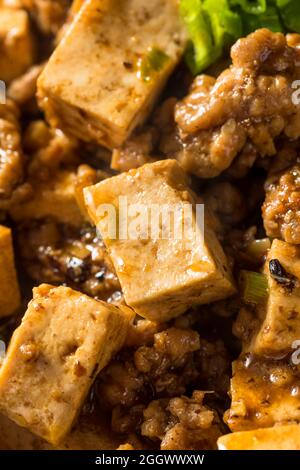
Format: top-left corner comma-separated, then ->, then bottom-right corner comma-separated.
23,121 -> 79,174
17,221 -> 121,301
125,319 -> 166,349
233,306 -> 260,346
94,323 -> 231,442
174,29 -> 300,178
111,128 -> 158,172
195,338 -> 231,397
0,100 -> 23,204
8,64 -> 44,107
141,392 -> 222,450
97,328 -> 201,411
133,328 -> 200,395
263,164 -> 300,244
8,122 -> 85,225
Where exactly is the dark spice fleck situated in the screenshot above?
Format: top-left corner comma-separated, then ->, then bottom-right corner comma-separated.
74,360 -> 87,377
95,269 -> 105,281
123,61 -> 133,70
269,258 -> 296,290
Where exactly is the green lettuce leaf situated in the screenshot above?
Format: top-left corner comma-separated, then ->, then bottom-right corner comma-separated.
241,5 -> 284,33
180,0 -> 242,74
229,0 -> 267,15
276,0 -> 300,32
180,0 -> 300,75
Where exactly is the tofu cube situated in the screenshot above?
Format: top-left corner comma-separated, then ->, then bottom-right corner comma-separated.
250,239 -> 300,355
218,424 -> 300,450
0,225 -> 20,317
37,0 -> 186,149
84,160 -> 235,321
0,7 -> 34,83
225,357 -> 300,432
9,169 -> 84,227
0,411 -> 120,450
0,284 -> 133,444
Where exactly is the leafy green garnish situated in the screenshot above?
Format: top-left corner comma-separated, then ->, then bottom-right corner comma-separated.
241,5 -> 284,34
205,0 -> 243,50
139,47 -> 169,82
180,0 -> 241,74
180,0 -> 215,74
276,0 -> 300,33
230,0 -> 267,15
180,0 -> 300,75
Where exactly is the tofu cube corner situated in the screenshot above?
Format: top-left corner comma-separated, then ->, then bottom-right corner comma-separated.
218,424 -> 300,450
84,159 -> 235,321
0,284 -> 134,444
0,225 -> 21,317
37,0 -> 186,149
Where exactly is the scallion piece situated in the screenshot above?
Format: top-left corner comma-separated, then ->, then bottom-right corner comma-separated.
246,238 -> 271,259
139,47 -> 169,82
239,270 -> 269,304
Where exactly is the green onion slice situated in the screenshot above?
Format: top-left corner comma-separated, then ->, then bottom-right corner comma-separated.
139,47 -> 169,82
239,270 -> 269,304
246,238 -> 271,259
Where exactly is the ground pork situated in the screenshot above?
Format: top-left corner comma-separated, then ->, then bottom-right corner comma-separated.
111,128 -> 158,172
8,64 -> 44,108
98,328 -> 201,411
141,392 -> 222,450
95,325 -> 231,440
174,29 -> 300,178
263,163 -> 300,244
23,119 -> 79,174
17,221 -> 121,301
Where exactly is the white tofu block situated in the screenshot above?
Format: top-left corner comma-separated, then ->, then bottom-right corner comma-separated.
0,284 -> 133,444
0,412 -> 120,450
250,239 -> 300,355
84,159 -> 235,321
225,356 -> 300,432
38,0 -> 186,149
218,424 -> 300,450
0,225 -> 21,317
